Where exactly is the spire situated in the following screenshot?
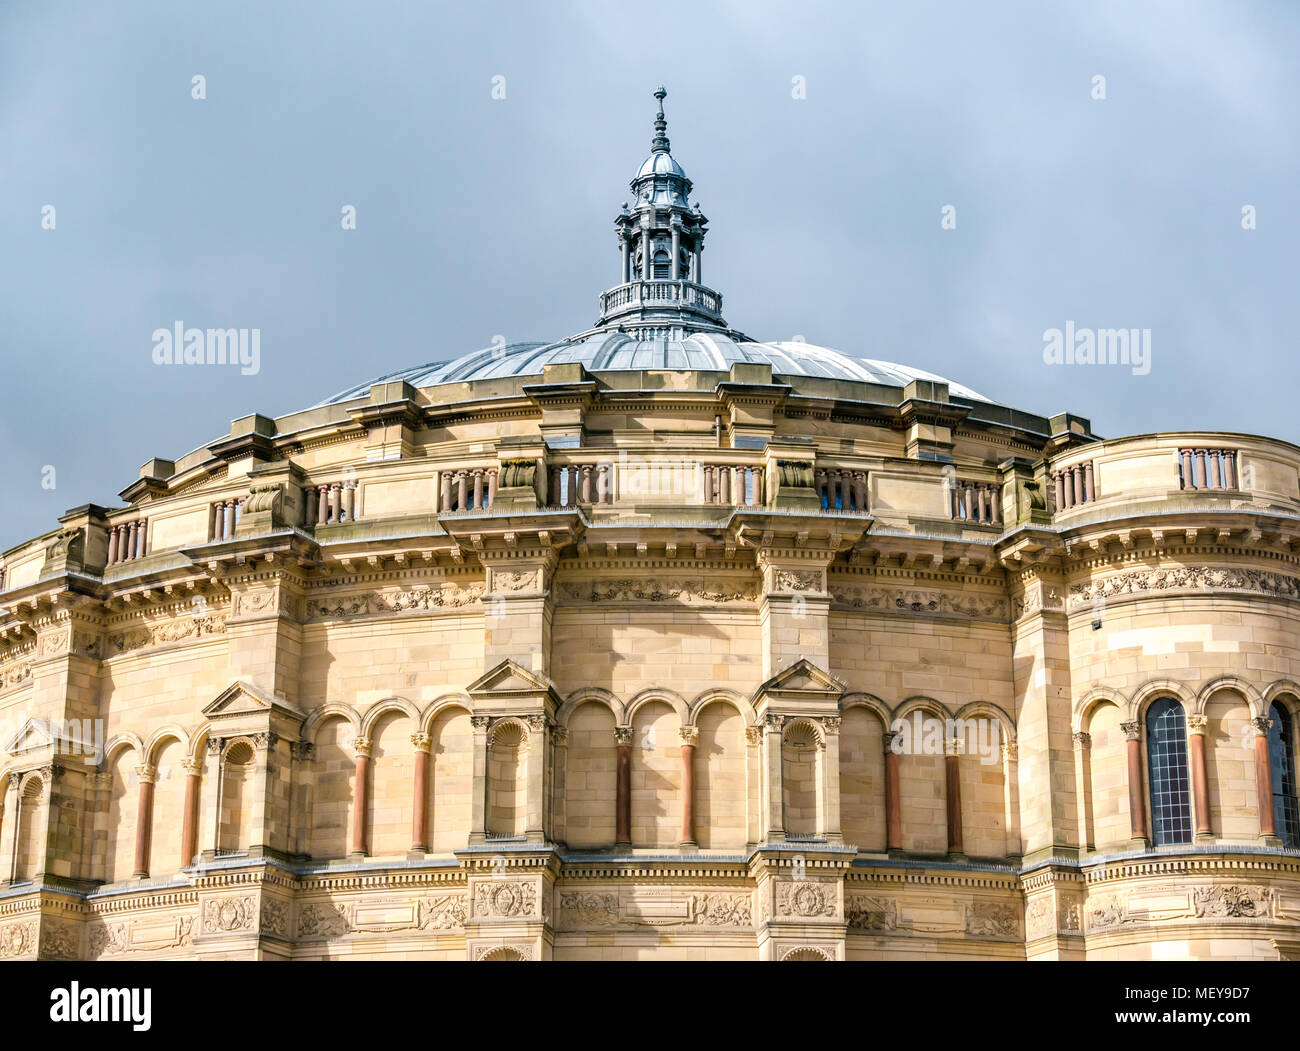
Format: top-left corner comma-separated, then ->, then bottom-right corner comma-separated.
651,85 -> 670,154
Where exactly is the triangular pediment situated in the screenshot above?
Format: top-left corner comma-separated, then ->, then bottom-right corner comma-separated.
753,658 -> 846,702
4,718 -> 53,756
202,680 -> 305,721
466,660 -> 560,702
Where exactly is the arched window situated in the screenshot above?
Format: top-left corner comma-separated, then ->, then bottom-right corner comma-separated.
1145,698 -> 1192,846
653,250 -> 670,279
1268,702 -> 1300,848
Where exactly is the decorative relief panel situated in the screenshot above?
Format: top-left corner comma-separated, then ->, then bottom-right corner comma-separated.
775,881 -> 838,919
845,895 -> 898,931
473,880 -> 538,919
1070,566 -> 1300,607
88,914 -> 195,958
202,895 -> 258,933
0,920 -> 38,958
108,612 -> 228,656
559,578 -> 758,604
305,584 -> 483,619
965,901 -> 1020,939
832,584 -> 1009,621
773,569 -> 822,593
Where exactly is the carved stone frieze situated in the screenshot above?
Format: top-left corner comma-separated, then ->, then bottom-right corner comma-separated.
202,895 -> 258,933
1070,566 -> 1300,607
966,901 -> 1019,939
305,584 -> 484,619
832,583 -> 1009,621
775,881 -> 837,919
107,612 -> 228,656
473,880 -> 537,919
560,577 -> 758,604
845,895 -> 897,931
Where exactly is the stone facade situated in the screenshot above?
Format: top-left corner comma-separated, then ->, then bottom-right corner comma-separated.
2,91 -> 1299,962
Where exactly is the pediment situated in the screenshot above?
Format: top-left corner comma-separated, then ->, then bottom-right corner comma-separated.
466,660 -> 560,703
753,658 -> 846,702
202,680 -> 305,722
4,718 -> 53,757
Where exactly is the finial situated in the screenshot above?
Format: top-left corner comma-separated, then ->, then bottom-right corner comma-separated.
651,85 -> 670,154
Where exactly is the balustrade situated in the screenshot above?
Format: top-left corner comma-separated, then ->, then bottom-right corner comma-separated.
210,497 -> 243,541
700,464 -> 764,507
1049,461 -> 1096,512
306,480 -> 360,525
438,468 -> 498,513
815,467 -> 866,512
949,481 -> 1001,524
106,518 -> 149,565
549,464 -> 615,508
1178,448 -> 1239,491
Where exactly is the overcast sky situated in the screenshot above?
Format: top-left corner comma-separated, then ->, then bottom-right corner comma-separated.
2,0 -> 1297,551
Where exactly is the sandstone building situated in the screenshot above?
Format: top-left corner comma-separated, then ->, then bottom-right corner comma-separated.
2,89 -> 1299,961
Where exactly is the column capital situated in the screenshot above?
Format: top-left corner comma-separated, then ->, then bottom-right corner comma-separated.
470,715 -> 491,732
1120,720 -> 1142,742
1001,740 -> 1018,763
1072,731 -> 1091,749
250,731 -> 279,751
745,725 -> 763,746
289,741 -> 315,762
613,726 -> 633,746
552,727 -> 569,747
181,758 -> 204,776
1251,715 -> 1274,737
352,737 -> 372,759
821,716 -> 841,736
679,726 -> 699,746
134,764 -> 158,784
764,713 -> 785,733
410,732 -> 432,753
1186,715 -> 1208,735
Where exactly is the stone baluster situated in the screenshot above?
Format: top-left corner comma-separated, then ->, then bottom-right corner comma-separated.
853,471 -> 866,512
568,465 -> 580,507
977,485 -> 989,523
1084,462 -> 1095,503
344,481 -> 356,522
317,484 -> 329,523
1053,471 -> 1065,510
124,520 -> 138,562
1207,451 -> 1221,491
487,467 -> 498,509
702,464 -> 714,504
329,483 -> 342,523
815,468 -> 828,508
1180,449 -> 1193,489
472,468 -> 484,511
1193,449 -> 1207,489
718,464 -> 730,505
107,524 -> 120,564
1223,450 -> 1238,489
1071,465 -> 1084,507
455,470 -> 468,512
733,466 -> 744,507
580,464 -> 593,504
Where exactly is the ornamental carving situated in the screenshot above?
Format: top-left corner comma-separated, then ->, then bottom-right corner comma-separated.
499,459 -> 536,488
418,894 -> 468,931
1070,566 -> 1300,607
297,902 -> 350,938
776,460 -> 815,488
107,612 -> 228,655
1,659 -> 33,690
966,901 -> 1019,938
1192,885 -> 1273,919
39,921 -> 79,960
774,569 -> 821,593
689,894 -> 752,927
832,584 -> 1008,621
561,578 -> 758,604
261,898 -> 290,937
88,922 -> 129,958
494,569 -> 539,592
559,892 -> 619,928
202,895 -> 257,933
845,895 -> 898,931
776,881 -> 836,918
474,880 -> 537,918
1086,894 -> 1139,931
0,921 -> 37,958
1026,896 -> 1052,939
305,584 -> 484,619
242,484 -> 283,514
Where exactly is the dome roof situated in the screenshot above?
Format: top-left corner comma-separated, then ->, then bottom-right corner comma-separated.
636,151 -> 688,179
316,332 -> 992,405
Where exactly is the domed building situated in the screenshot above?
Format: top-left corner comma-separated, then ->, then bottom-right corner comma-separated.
1,88 -> 1299,962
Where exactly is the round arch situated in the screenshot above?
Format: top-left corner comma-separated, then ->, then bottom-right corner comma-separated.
359,696 -> 421,736
1195,676 -> 1266,719
557,687 -> 623,728
301,703 -> 362,745
688,688 -> 755,727
625,686 -> 689,726
1128,679 -> 1197,723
